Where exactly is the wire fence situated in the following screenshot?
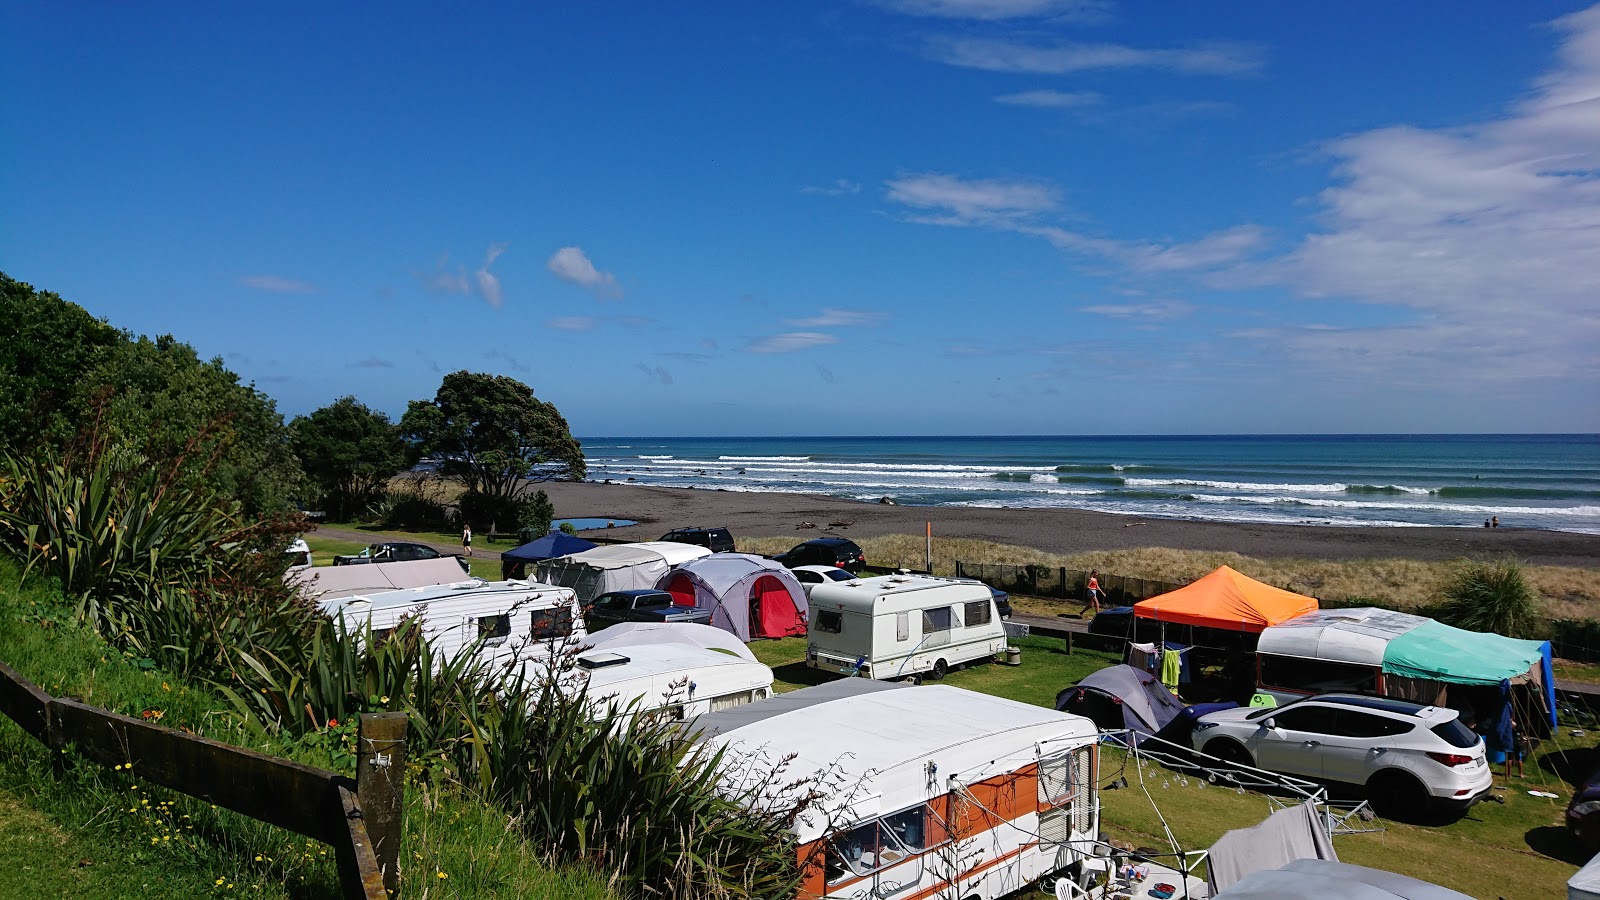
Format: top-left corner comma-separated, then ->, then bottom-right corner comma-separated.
952,562 -> 1186,607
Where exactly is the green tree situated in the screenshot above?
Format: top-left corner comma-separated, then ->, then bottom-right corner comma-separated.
81,335 -> 304,517
0,272 -> 123,451
401,372 -> 584,508
290,396 -> 408,521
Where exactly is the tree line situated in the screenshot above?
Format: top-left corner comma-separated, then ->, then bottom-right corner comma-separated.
0,271 -> 585,528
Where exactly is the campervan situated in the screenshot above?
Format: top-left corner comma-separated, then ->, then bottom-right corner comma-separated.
689,679 -> 1101,900
576,642 -> 773,720
318,579 -> 586,673
806,575 -> 1007,681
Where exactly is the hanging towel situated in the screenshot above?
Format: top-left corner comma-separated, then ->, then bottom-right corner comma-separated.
1161,648 -> 1182,690
1128,642 -> 1157,674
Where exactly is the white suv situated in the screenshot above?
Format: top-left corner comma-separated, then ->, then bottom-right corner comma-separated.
1190,694 -> 1492,819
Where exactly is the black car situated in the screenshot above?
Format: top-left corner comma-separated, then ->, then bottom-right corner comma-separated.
658,526 -> 735,554
585,589 -> 712,631
773,538 -> 867,573
333,542 -> 470,573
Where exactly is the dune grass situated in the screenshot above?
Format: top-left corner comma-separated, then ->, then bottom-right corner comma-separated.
0,561 -> 619,900
739,534 -> 1600,619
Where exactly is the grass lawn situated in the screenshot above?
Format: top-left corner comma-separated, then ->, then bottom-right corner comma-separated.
302,533 -> 501,580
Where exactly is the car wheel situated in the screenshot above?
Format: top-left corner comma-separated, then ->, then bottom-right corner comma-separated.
1366,770 -> 1428,820
930,659 -> 948,680
1204,739 -> 1254,772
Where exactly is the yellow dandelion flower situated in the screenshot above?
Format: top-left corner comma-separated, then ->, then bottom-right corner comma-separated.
437,872 -> 448,879
216,878 -> 225,886
254,856 -> 262,862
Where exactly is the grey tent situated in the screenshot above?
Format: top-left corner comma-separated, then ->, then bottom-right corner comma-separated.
656,553 -> 809,641
1207,801 -> 1337,892
1214,859 -> 1473,899
1055,664 -> 1185,742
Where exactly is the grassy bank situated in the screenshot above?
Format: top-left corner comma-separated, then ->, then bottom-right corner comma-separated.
0,561 -> 619,899
738,533 -> 1600,619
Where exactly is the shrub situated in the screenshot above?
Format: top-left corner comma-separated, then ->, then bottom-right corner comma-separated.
372,488 -> 450,530
457,490 -> 519,532
518,489 -> 555,536
1434,557 -> 1544,638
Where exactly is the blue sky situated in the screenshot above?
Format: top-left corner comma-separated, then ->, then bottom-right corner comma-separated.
4,1 -> 1597,436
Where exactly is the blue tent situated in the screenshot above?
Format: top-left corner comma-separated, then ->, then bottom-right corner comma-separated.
503,533 -> 598,564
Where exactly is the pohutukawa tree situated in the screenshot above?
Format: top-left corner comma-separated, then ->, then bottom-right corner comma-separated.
290,396 -> 408,521
400,372 -> 584,526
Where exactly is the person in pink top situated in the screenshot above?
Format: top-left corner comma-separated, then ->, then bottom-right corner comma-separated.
1082,570 -> 1103,616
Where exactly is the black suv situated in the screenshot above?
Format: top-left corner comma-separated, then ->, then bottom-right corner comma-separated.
658,526 -> 735,553
773,538 -> 867,573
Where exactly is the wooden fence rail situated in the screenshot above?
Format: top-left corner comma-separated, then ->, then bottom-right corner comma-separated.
0,659 -> 387,900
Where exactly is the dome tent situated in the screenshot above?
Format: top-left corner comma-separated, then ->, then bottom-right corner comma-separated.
655,553 -> 809,641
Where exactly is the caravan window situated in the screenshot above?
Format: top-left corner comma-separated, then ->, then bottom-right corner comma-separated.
826,821 -> 914,883
815,610 -> 843,634
922,607 -> 952,634
531,606 -> 574,640
1258,654 -> 1378,695
963,599 -> 992,627
478,614 -> 511,645
881,802 -> 947,852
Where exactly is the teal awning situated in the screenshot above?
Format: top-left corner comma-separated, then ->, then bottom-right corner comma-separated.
1382,619 -> 1546,686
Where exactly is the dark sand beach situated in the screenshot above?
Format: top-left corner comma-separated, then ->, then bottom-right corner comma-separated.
541,481 -> 1600,568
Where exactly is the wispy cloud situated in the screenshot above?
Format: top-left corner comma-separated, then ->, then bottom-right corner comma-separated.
1079,301 -> 1194,320
353,358 -> 395,368
419,244 -> 508,307
872,0 -> 1110,21
547,246 -> 622,299
802,179 -> 862,196
745,332 -> 840,353
636,364 -> 674,385
785,307 -> 889,327
241,275 -> 318,294
994,89 -> 1102,109
546,316 -> 598,332
921,35 -> 1263,76
886,172 -> 1059,226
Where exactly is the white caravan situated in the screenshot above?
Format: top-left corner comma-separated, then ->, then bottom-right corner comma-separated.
318,579 -> 586,673
807,574 -> 1008,681
689,679 -> 1101,900
576,642 -> 773,720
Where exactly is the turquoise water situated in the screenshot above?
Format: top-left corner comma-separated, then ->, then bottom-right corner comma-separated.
553,517 -> 637,531
580,435 -> 1600,534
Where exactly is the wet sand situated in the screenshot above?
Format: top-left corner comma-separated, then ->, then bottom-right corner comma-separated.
538,481 -> 1600,568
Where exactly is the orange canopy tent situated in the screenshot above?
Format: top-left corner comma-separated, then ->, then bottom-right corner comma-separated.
1133,565 -> 1317,633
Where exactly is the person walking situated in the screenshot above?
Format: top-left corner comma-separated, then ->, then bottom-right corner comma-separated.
462,523 -> 473,558
1081,570 -> 1103,617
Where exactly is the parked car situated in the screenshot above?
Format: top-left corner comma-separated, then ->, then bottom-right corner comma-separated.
585,589 -> 713,631
333,542 -> 470,573
1190,693 -> 1492,818
790,564 -> 859,598
773,538 -> 866,573
658,526 -> 735,554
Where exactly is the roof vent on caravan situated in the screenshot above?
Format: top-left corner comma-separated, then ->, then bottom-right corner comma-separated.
578,651 -> 632,669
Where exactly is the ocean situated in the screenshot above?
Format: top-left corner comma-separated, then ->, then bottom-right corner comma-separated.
579,435 -> 1600,535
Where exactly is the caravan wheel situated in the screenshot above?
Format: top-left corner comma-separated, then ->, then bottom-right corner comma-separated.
930,659 -> 948,680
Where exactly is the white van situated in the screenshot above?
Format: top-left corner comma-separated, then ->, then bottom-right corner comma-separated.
806,575 -> 1007,681
318,579 -> 587,674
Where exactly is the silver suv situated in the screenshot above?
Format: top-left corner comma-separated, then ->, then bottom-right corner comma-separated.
1191,694 -> 1492,819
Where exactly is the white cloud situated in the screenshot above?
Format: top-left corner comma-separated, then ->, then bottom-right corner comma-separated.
1257,4 -> 1600,382
1030,223 -> 1269,272
1079,301 -> 1194,320
994,89 -> 1103,109
547,246 -> 622,299
546,316 -> 598,332
745,332 -> 841,353
873,0 -> 1109,20
785,307 -> 889,327
886,173 -> 1059,225
476,243 -> 507,308
801,179 -> 863,196
921,35 -> 1263,76
240,275 -> 318,294
420,245 -> 507,307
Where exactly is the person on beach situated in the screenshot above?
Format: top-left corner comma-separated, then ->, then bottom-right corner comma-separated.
1082,571 -> 1103,617
462,523 -> 473,557
1492,516 -> 1500,528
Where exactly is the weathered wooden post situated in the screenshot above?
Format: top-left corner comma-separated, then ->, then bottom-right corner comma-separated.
356,712 -> 409,896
